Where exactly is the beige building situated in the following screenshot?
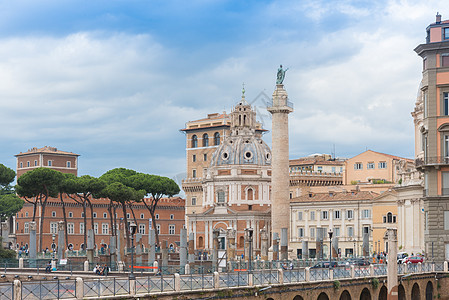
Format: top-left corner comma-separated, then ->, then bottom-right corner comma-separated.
289,154 -> 345,174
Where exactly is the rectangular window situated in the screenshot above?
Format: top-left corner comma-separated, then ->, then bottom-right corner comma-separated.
317,166 -> 322,172
217,191 -> 225,203
34,160 -> 37,166
346,210 -> 353,220
140,213 -> 144,219
321,211 -> 328,220
334,227 -> 340,237
354,163 -> 362,170
298,211 -> 303,221
367,162 -> 375,169
156,224 -> 160,234
424,90 -> 428,118
103,212 -> 107,218
425,211 -> 428,230
445,28 -> 449,40
192,155 -> 196,162
50,222 -> 57,234
192,169 -> 196,178
445,211 -> 449,230
149,219 -> 152,229
80,223 -> 84,234
310,227 -> 315,238
363,226 -> 369,234
48,160 -> 52,166
333,210 -> 341,220
443,55 -> 449,67
67,223 -> 74,234
68,212 -> 73,218
102,223 -> 109,235
192,197 -> 196,206
332,167 -> 336,173
94,223 -> 98,234
139,224 -> 145,234
169,225 -> 175,235
204,153 -> 207,161
443,172 -> 449,196
67,161 -> 71,168
298,227 -> 304,238
378,162 -> 387,169
93,212 -> 97,218
27,161 -> 30,167
444,92 -> 449,116
310,211 -> 315,221
24,222 -> 29,233
423,57 -> 427,71
362,209 -> 371,219
347,226 -> 354,237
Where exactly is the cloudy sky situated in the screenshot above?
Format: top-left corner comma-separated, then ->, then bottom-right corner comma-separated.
0,0 -> 443,183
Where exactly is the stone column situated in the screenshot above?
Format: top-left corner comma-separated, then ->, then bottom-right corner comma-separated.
226,228 -> 236,261
362,231 -> 369,257
316,228 -> 324,260
86,229 -> 94,263
180,228 -> 187,269
188,232 -> 195,264
385,228 -> 398,300
29,221 -> 37,260
148,229 -> 155,265
280,228 -> 288,260
332,237 -> 338,258
1,222 -> 9,248
212,229 -> 219,271
57,221 -> 65,260
260,228 -> 269,261
267,83 -> 293,255
161,241 -> 168,267
135,233 -> 142,265
302,240 -> 309,260
117,230 -> 122,262
272,232 -> 279,261
109,235 -> 117,264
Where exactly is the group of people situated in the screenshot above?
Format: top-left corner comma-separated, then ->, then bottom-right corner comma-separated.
93,263 -> 109,276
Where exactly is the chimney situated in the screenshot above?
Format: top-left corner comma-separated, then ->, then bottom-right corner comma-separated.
436,12 -> 442,24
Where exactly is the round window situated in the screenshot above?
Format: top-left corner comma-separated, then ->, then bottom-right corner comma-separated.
266,153 -> 271,160
245,151 -> 252,159
222,152 -> 229,160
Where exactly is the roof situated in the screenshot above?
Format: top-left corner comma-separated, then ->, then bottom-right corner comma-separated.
348,150 -> 413,163
16,146 -> 79,157
291,190 -> 378,203
289,159 -> 344,166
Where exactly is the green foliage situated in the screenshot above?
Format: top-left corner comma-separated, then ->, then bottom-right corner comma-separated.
16,167 -> 64,199
350,180 -> 358,185
371,179 -> 392,184
0,194 -> 24,222
0,164 -> 15,190
372,278 -> 379,289
398,178 -> 402,184
333,280 -> 340,290
102,182 -> 145,204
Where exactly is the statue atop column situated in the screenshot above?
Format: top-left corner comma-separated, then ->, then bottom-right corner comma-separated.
276,65 -> 289,84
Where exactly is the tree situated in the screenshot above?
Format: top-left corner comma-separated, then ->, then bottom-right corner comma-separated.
57,173 -> 77,250
129,173 -> 180,246
0,164 -> 24,241
0,164 -> 15,193
16,168 -> 63,251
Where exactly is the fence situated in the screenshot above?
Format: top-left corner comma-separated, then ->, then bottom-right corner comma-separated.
0,262 -> 447,299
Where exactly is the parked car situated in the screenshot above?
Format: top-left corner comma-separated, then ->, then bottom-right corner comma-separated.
347,258 -> 370,266
310,261 -> 338,268
403,256 -> 424,264
397,252 -> 408,264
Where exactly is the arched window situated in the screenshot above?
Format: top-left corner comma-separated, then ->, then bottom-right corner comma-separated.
239,236 -> 245,248
214,132 -> 220,145
198,236 -> 204,248
192,135 -> 198,148
203,133 -> 209,147
387,212 -> 393,223
247,188 -> 254,200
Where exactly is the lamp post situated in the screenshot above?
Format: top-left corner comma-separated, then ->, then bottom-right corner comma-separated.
353,239 -> 356,258
129,223 -> 137,280
51,234 -> 56,271
245,228 -> 253,273
328,229 -> 333,268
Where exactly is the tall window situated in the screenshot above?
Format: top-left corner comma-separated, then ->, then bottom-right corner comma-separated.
156,224 -> 160,234
333,210 -> 341,220
387,212 -> 393,223
102,223 -> 109,234
444,211 -> 449,230
202,133 -> 209,147
362,209 -> 371,219
298,228 -> 304,238
67,223 -> 74,234
27,161 -> 30,167
334,227 -> 340,237
24,223 -> 29,233
170,214 -> 174,220
378,162 -> 387,169
310,211 -> 315,221
192,169 -> 196,178
346,210 -> 353,220
445,28 -> 449,40
67,161 -> 71,168
217,191 -> 225,203
442,55 -> 449,67
48,160 -> 52,166
443,172 -> 449,196
347,226 -> 354,237
169,225 -> 175,235
444,92 -> 449,115
298,211 -> 303,221
80,223 -> 85,234
310,227 -> 315,238
94,223 -> 98,234
50,222 -> 57,234
140,213 -> 144,219
34,160 -> 37,166
203,153 -> 207,161
192,155 -> 196,162
214,132 -> 220,145
321,211 -> 328,220
191,197 -> 197,206
191,135 -> 198,148
52,211 -> 56,217
354,163 -> 362,170
103,212 -> 107,218
139,224 -> 145,234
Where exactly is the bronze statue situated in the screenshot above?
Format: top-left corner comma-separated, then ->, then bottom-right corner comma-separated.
276,64 -> 289,84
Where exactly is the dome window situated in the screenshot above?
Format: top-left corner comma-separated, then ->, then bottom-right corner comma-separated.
266,153 -> 271,160
222,152 -> 229,160
244,151 -> 253,159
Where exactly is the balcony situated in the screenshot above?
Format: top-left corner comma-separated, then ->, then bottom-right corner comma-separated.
415,156 -> 449,169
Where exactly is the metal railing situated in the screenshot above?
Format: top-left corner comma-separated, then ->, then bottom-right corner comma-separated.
415,156 -> 449,167
21,279 -> 76,300
84,278 -> 129,297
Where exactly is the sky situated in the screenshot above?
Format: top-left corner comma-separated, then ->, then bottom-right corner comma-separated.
0,0 -> 444,186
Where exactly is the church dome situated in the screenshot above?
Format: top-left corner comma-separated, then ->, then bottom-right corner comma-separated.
210,94 -> 271,167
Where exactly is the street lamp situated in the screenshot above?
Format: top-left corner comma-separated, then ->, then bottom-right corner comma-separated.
328,229 -> 333,268
129,223 -> 137,280
245,228 -> 253,273
353,239 -> 356,258
51,234 -> 56,271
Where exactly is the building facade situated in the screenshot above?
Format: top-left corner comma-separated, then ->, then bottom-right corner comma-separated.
15,146 -> 79,178
414,13 -> 449,259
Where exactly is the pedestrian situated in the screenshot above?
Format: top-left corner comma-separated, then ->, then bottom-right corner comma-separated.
45,261 -> 52,273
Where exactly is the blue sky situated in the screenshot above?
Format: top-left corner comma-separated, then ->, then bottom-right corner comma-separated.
0,0 -> 444,185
